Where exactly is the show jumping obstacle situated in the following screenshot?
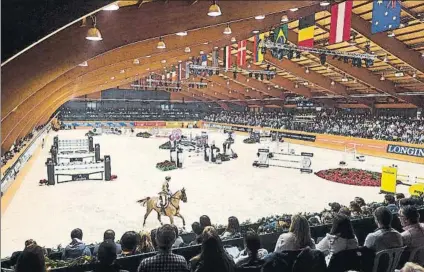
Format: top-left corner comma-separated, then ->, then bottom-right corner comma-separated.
253,148 -> 314,173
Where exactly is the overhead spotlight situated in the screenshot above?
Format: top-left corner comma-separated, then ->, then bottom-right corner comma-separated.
226,80 -> 230,85
231,37 -> 236,43
223,24 -> 232,35
176,31 -> 188,36
295,83 -> 299,88
383,55 -> 388,62
200,50 -> 204,55
320,1 -> 331,7
319,53 -> 326,65
78,61 -> 88,67
387,31 -> 395,37
86,16 -> 102,41
394,71 -> 404,77
255,15 -> 265,20
281,14 -> 289,22
110,76 -> 115,80
246,78 -> 250,82
146,55 -> 151,58
267,87 -> 271,90
120,69 -> 125,73
229,90 -> 232,94
133,59 -> 140,65
289,7 -> 299,12
157,37 -> 166,49
341,76 -> 348,82
184,47 -> 191,53
412,72 -> 417,78
331,80 -> 335,86
380,74 -> 385,81
252,30 -> 260,34
208,0 -> 222,16
161,60 -> 166,64
103,2 -> 119,10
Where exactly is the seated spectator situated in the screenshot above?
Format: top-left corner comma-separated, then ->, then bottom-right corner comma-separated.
321,211 -> 334,224
364,206 -> 403,251
189,222 -> 203,246
400,262 -> 424,272
385,194 -> 399,213
62,228 -> 91,260
150,228 -> 158,250
339,207 -> 352,217
137,224 -> 189,272
234,231 -> 267,267
172,225 -> 186,248
190,226 -> 219,269
316,214 -> 358,260
396,193 -> 406,204
137,231 -> 155,253
329,202 -> 341,213
120,231 -> 139,257
399,206 -> 424,265
200,215 -> 212,232
354,197 -> 366,207
349,201 -> 362,217
94,229 -> 122,256
90,240 -> 129,272
274,214 -> 315,252
15,244 -> 45,272
220,216 -> 241,240
190,227 -> 235,272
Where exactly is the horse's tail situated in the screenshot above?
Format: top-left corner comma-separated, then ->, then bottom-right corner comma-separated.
136,197 -> 150,206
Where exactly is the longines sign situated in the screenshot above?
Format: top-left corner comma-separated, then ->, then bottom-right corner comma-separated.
387,144 -> 424,158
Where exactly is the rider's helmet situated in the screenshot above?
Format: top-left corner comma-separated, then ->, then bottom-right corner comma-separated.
165,176 -> 171,181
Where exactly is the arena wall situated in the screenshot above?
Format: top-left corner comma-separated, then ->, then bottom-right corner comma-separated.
201,121 -> 424,165
61,120 -> 201,129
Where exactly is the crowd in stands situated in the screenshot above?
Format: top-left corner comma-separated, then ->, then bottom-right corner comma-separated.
5,193 -> 424,272
0,125 -> 46,169
203,111 -> 424,144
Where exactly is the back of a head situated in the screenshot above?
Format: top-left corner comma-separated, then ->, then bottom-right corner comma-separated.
200,215 -> 212,229
71,228 -> 83,240
150,228 -> 158,249
156,224 -> 176,250
98,240 -> 117,266
227,216 -> 240,233
244,231 -> 261,255
400,262 -> 424,272
396,193 -> 405,201
120,231 -> 138,253
374,206 -> 392,228
104,229 -> 115,241
330,214 -> 355,239
385,194 -> 396,204
192,222 -> 202,235
289,214 -> 312,248
401,205 -> 420,224
339,207 -> 351,217
172,224 -> 179,237
15,245 -> 45,272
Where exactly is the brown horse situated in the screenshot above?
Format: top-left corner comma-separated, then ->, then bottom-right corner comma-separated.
137,188 -> 187,227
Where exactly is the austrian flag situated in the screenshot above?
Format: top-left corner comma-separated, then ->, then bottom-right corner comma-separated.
329,0 -> 353,45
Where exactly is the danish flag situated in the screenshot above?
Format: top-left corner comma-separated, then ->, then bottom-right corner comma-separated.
237,40 -> 247,67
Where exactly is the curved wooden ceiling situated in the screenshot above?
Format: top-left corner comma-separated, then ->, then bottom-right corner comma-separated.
2,0 -> 424,153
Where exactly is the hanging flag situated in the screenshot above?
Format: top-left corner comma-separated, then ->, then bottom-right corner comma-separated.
274,24 -> 288,44
171,67 -> 177,82
329,1 -> 353,44
177,63 -> 182,81
212,49 -> 219,67
185,61 -> 191,79
237,40 -> 247,67
223,45 -> 232,71
253,33 -> 265,63
371,0 -> 401,34
298,14 -> 315,47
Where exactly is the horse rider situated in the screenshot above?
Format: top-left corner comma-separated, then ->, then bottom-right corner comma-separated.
159,176 -> 172,214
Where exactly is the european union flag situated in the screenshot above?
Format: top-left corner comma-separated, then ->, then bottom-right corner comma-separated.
371,0 -> 401,34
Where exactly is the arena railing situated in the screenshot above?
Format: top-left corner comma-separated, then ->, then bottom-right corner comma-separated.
2,209 -> 422,271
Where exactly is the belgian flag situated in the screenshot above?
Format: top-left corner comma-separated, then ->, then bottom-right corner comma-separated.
298,14 -> 315,48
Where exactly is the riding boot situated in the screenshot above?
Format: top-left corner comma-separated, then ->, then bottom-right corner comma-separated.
161,206 -> 166,215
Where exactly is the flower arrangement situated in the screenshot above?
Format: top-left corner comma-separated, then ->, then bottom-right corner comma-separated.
45,255 -> 95,269
156,160 -> 177,171
243,138 -> 257,144
315,168 -> 381,187
159,141 -> 172,149
136,132 -> 152,138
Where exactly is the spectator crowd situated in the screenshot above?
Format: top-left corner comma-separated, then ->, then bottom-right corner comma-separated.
203,111 -> 424,144
5,193 -> 424,272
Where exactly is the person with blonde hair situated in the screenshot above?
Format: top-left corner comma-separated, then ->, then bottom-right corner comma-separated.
136,231 -> 155,254
274,214 -> 315,252
400,262 -> 424,272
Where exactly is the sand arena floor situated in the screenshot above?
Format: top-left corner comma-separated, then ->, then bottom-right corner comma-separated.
1,128 -> 421,257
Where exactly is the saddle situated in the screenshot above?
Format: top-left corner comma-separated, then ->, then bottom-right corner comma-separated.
156,193 -> 169,209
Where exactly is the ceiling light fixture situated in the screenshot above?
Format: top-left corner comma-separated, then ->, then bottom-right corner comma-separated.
320,1 -> 330,6
146,68 -> 150,71
86,16 -> 103,41
289,7 -> 299,12
305,67 -> 310,74
208,0 -> 222,17
252,30 -> 259,34
157,37 -> 166,49
281,14 -> 289,22
412,72 -> 417,78
255,15 -> 265,20
387,31 -> 395,37
341,76 -> 348,82
223,24 -> 232,35
161,60 -> 166,64
176,31 -> 188,36
133,59 -> 140,65
331,80 -> 335,85
111,76 -> 115,80
383,55 -> 388,62
103,2 -> 119,11
184,47 -> 191,53
146,55 -> 151,58
231,37 -> 236,43
200,50 -> 204,55
380,74 -> 385,81
78,61 -> 88,67
120,69 -> 125,74
295,83 -> 299,88
394,71 -> 404,77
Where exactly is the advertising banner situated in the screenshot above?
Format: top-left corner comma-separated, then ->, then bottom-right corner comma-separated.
273,131 -> 316,142
134,121 -> 166,127
387,144 -> 424,158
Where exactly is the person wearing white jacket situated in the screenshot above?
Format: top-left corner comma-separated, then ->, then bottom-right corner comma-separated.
316,214 -> 358,262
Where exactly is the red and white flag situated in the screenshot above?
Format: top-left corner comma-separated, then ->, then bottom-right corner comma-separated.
329,0 -> 353,45
237,40 -> 247,67
223,45 -> 232,71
